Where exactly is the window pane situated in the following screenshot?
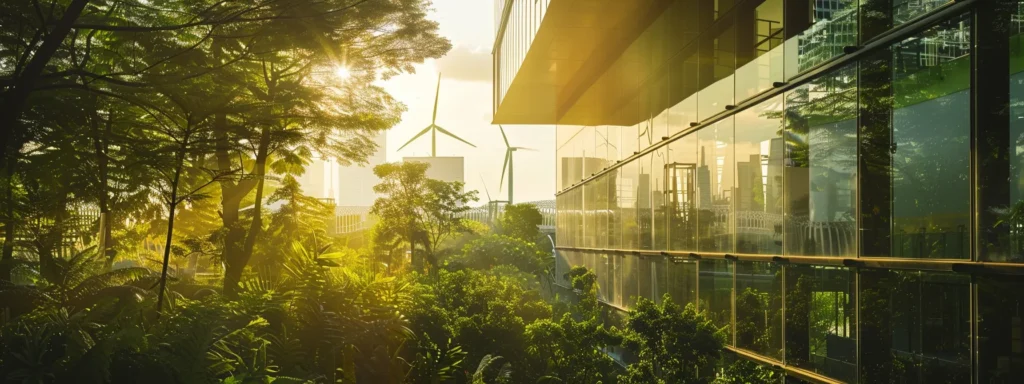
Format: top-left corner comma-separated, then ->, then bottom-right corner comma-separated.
697,118 -> 735,253
859,270 -> 970,382
784,66 -> 858,257
664,260 -> 697,307
735,0 -> 785,100
894,0 -> 953,26
735,261 -> 782,359
669,133 -> 699,251
1006,2 -> 1024,262
622,159 -> 640,250
622,254 -> 639,308
890,15 -> 971,259
652,145 -> 669,250
698,12 -> 736,120
610,168 -> 622,248
669,44 -> 701,134
638,257 -> 654,301
978,276 -> 1024,381
639,153 -> 654,250
784,266 -> 857,382
734,96 -> 784,255
784,0 -> 858,80
698,259 -> 733,343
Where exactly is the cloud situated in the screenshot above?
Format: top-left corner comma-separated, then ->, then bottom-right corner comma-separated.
435,45 -> 492,83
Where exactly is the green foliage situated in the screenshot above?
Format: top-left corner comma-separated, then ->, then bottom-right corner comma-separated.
619,296 -> 727,384
497,204 -> 543,242
455,234 -> 548,275
372,162 -> 478,271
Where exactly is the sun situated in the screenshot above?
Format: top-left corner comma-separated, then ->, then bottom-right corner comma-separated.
334,66 -> 352,80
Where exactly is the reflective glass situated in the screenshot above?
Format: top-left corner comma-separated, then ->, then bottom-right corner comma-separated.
859,270 -> 970,383
609,168 -> 622,249
669,44 -> 701,134
668,133 -> 699,251
735,0 -> 784,100
1006,4 -> 1024,262
638,257 -> 655,301
622,159 -> 640,250
663,260 -> 697,307
894,0 -> 953,26
784,0 -> 857,80
978,276 -> 1024,382
890,15 -> 971,259
784,66 -> 858,257
698,258 -> 733,342
697,118 -> 735,253
784,266 -> 857,382
639,153 -> 654,250
735,261 -> 782,359
698,12 -> 737,120
734,96 -> 784,255
652,145 -> 670,250
622,253 -> 639,308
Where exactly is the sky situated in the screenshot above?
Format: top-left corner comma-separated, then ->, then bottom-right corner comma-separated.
377,0 -> 556,204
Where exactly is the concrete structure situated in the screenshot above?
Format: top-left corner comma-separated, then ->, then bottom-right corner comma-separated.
494,0 -> 1024,382
403,156 -> 465,186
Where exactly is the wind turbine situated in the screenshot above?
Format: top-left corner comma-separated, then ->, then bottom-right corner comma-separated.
397,73 -> 475,156
498,125 -> 534,204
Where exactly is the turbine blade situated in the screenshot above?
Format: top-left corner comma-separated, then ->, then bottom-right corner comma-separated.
479,174 -> 492,201
499,151 -> 510,192
397,126 -> 433,152
499,125 -> 510,148
431,73 -> 442,125
434,125 -> 476,147
512,146 -> 537,151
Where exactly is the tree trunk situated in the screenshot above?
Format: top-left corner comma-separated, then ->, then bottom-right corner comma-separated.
1,165 -> 16,281
223,131 -> 269,298
90,101 -> 115,269
214,114 -> 255,296
1,0 -> 91,282
156,138 -> 188,313
0,0 -> 91,167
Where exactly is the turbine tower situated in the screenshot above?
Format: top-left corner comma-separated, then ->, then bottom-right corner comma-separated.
498,125 -> 534,204
397,73 -> 475,156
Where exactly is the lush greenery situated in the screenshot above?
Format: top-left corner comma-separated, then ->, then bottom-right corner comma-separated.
0,1 -> 776,383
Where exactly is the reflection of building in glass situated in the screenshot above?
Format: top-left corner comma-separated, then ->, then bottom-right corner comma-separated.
497,0 -> 1024,381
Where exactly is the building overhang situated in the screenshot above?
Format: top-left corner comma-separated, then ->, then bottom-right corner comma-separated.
492,0 -> 673,126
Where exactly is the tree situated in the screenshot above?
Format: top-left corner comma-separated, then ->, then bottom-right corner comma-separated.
497,203 -> 543,242
619,296 -> 727,384
371,162 -> 477,272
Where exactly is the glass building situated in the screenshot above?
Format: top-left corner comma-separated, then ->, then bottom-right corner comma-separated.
493,0 -> 1024,382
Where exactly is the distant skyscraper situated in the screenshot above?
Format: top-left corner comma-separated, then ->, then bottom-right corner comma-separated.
297,131 -> 388,207
696,147 -> 712,210
337,132 -> 387,207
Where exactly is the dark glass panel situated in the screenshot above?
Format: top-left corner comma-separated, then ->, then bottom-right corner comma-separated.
889,15 -> 971,259
735,261 -> 783,359
699,258 -> 734,343
859,270 -> 970,383
978,276 -> 1024,382
784,266 -> 857,382
622,253 -> 639,308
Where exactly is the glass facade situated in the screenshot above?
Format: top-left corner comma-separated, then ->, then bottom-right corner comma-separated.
537,0 -> 1024,382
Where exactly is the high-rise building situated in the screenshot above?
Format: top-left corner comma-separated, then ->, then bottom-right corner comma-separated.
494,0 -> 1024,382
337,131 -> 387,207
298,131 -> 387,207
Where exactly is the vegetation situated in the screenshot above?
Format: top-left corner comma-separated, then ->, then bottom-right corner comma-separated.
0,1 -> 780,383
